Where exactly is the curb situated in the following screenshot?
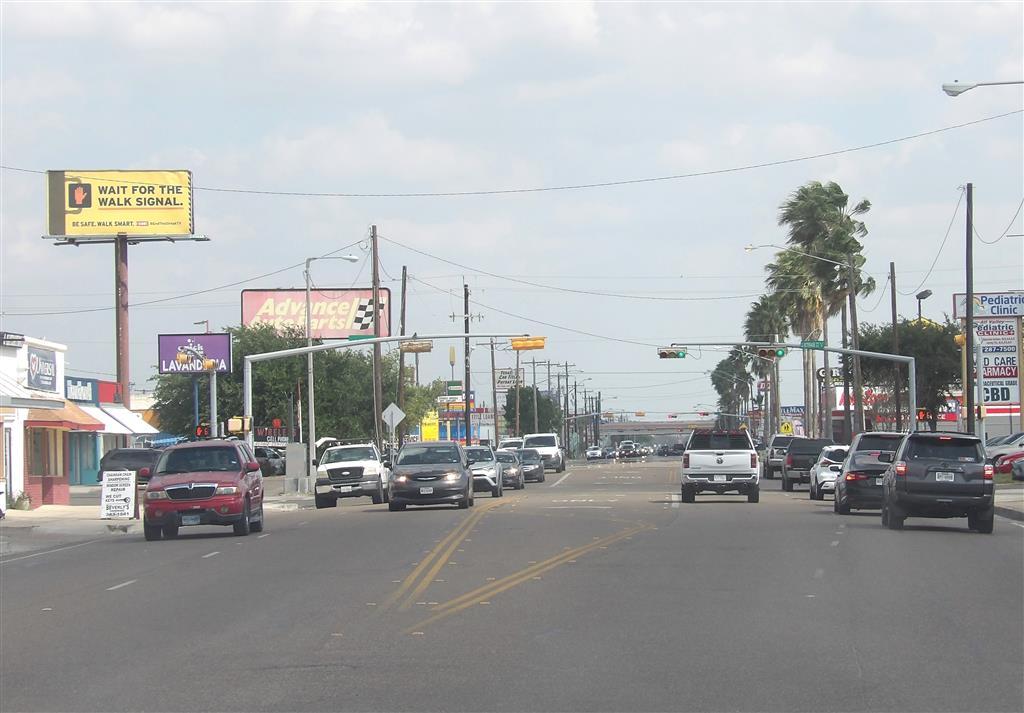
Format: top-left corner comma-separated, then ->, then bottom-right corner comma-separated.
264,502 -> 302,512
994,506 -> 1024,522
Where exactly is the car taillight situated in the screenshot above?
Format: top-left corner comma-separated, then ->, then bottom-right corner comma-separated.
845,472 -> 870,481
983,464 -> 994,480
750,453 -> 757,468
786,454 -> 794,467
895,461 -> 907,477
683,454 -> 690,468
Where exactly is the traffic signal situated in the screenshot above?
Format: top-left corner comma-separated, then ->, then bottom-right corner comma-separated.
511,336 -> 546,351
756,346 -> 788,360
657,347 -> 687,359
954,334 -> 966,347
399,339 -> 433,353
195,423 -> 211,438
697,411 -> 710,417
916,409 -> 929,422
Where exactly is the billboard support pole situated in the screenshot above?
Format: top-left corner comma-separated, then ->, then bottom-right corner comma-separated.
490,338 -> 500,443
965,182 -> 976,434
371,226 -> 384,451
210,370 -> 218,437
114,236 -> 131,409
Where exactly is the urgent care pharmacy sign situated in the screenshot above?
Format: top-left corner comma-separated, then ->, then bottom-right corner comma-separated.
974,318 -> 1021,416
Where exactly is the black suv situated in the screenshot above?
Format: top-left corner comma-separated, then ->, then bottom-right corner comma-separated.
98,448 -> 162,483
879,431 -> 994,533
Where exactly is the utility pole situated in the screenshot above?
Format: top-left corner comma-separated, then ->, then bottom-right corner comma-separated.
572,380 -> 578,455
822,315 -> 833,440
371,225 -> 384,450
490,338 -> 500,443
595,391 -> 601,444
396,265 -> 408,443
841,302 -> 853,443
847,255 -> 864,435
564,363 -> 571,450
514,350 -> 522,437
464,282 -> 471,445
889,261 -> 902,431
965,182 -> 976,434
532,357 -> 539,433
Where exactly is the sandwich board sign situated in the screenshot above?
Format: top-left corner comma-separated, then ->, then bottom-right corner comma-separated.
100,470 -> 137,519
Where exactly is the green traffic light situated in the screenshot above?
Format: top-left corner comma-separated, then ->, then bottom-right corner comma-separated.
775,348 -> 786,357
677,351 -> 686,358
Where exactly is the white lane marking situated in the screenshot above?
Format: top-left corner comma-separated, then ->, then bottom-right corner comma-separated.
549,472 -> 572,488
997,517 -> 1024,528
257,533 -> 270,539
202,551 -> 220,559
813,568 -> 825,579
543,506 -> 613,510
830,540 -> 840,547
0,539 -> 101,565
106,579 -> 137,591
298,521 -> 309,526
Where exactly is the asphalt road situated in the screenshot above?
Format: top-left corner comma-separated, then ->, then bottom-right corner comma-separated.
2,459 -> 1022,712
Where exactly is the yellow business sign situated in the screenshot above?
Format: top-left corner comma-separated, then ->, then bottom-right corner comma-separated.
47,170 -> 194,238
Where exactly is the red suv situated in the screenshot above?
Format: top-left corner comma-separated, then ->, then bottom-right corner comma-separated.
142,440 -> 264,541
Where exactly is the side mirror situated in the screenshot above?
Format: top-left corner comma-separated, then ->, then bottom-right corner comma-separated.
138,467 -> 151,479
382,460 -> 392,469
466,458 -> 476,466
246,461 -> 261,472
877,452 -> 895,463
311,458 -> 318,466
829,464 -> 841,472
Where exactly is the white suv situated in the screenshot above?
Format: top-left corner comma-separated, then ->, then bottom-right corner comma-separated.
522,433 -> 565,472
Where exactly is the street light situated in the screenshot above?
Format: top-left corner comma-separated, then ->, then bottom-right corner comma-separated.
942,80 -> 1023,97
915,289 -> 932,320
304,253 -> 360,476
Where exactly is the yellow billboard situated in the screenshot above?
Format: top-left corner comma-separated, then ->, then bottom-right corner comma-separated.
47,170 -> 193,238
421,410 -> 440,441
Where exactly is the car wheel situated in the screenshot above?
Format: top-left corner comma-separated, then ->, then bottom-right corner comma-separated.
765,466 -> 774,480
388,501 -> 406,512
371,488 -> 383,505
382,486 -> 390,504
884,500 -> 904,529
162,524 -> 179,539
314,494 -> 337,509
250,504 -> 264,533
835,493 -> 850,515
458,491 -> 470,509
969,507 -> 994,534
680,485 -> 696,503
144,522 -> 162,541
537,471 -> 546,483
491,482 -> 502,498
808,481 -> 816,500
233,500 -> 252,536
747,485 -> 759,503
782,475 -> 793,492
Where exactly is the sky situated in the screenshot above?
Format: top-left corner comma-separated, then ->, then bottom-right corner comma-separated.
1,1 -> 1022,421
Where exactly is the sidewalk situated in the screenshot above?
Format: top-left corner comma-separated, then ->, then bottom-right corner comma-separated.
994,484 -> 1024,522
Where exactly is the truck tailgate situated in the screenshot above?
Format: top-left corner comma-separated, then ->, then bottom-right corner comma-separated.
686,451 -> 754,474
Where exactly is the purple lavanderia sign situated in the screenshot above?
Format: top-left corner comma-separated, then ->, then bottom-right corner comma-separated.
158,333 -> 233,374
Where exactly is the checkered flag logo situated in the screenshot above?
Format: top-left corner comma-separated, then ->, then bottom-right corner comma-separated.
353,298 -> 377,330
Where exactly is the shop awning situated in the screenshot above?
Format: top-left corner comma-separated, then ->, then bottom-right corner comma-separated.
79,405 -> 133,435
0,372 -> 64,410
25,401 -> 103,431
104,405 -> 159,435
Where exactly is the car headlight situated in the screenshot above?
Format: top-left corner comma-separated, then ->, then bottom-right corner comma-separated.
215,486 -> 239,495
394,475 -> 408,483
443,472 -> 461,482
145,490 -> 168,500
506,467 -> 519,475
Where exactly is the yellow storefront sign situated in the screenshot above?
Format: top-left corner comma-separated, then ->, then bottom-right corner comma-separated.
421,410 -> 440,441
47,170 -> 194,237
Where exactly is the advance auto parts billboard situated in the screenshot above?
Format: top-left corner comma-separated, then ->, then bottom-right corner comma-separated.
158,333 -> 232,374
241,288 -> 392,340
46,170 -> 193,238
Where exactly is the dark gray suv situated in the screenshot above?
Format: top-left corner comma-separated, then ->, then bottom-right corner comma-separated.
879,432 -> 994,533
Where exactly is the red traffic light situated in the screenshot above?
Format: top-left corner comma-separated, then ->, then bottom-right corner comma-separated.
195,424 -> 211,438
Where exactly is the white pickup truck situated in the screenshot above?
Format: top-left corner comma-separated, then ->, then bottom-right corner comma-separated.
681,429 -> 760,503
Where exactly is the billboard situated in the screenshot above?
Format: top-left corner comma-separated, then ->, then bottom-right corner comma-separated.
241,288 -> 391,339
157,333 -> 233,374
495,368 -> 524,390
975,318 -> 1020,414
47,170 -> 193,238
27,346 -> 58,392
953,292 -> 1024,320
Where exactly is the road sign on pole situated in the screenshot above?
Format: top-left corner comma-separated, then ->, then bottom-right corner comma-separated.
780,421 -> 794,435
800,340 -> 825,349
382,402 -> 406,443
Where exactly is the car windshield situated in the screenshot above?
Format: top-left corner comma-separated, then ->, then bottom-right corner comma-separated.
855,434 -> 905,452
523,435 -> 556,448
396,445 -> 461,465
771,436 -> 795,449
517,449 -> 541,463
499,440 -> 522,448
906,437 -> 984,462
789,439 -> 835,454
495,452 -> 517,463
465,447 -> 494,462
687,432 -> 751,450
156,446 -> 239,474
322,447 -> 376,464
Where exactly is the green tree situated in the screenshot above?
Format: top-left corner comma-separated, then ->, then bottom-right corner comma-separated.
857,318 -> 962,431
503,387 -> 562,434
744,293 -> 789,433
710,349 -> 752,429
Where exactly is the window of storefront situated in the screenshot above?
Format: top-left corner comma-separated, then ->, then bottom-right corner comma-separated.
27,428 -> 62,476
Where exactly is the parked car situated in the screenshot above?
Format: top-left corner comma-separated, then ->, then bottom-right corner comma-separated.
781,438 -> 835,492
142,440 -> 264,540
465,445 -> 503,498
879,431 -> 994,532
809,445 -> 849,500
516,449 -> 545,482
314,443 -> 391,508
99,448 -> 162,483
586,446 -> 604,460
993,451 -> 1024,475
1013,458 -> 1024,482
254,446 -> 285,476
497,438 -> 523,451
388,441 -> 473,511
680,429 -> 759,503
522,433 -> 565,472
833,452 -> 889,514
495,449 -> 525,490
985,432 -> 1024,463
764,434 -> 800,479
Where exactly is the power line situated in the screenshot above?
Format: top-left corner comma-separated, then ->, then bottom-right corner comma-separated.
859,274 -> 892,313
898,188 -> 965,296
974,197 -> 1024,244
3,110 -> 1018,197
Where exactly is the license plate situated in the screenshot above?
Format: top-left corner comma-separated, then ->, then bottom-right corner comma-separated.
336,485 -> 353,493
713,474 -> 727,482
935,472 -> 955,482
875,478 -> 884,486
419,487 -> 434,495
181,514 -> 201,526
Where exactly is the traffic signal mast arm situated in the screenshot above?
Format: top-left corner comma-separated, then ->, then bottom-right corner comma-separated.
666,341 -> 919,433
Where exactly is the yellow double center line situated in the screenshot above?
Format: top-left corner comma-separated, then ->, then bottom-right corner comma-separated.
404,521 -> 651,633
379,498 -> 504,613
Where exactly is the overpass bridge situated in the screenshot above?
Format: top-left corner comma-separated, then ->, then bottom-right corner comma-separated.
599,420 -> 715,438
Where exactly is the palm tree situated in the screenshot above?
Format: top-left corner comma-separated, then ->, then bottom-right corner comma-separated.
744,294 -> 788,435
710,350 -> 752,429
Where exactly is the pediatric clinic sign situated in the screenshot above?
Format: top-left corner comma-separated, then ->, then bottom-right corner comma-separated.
241,288 -> 392,340
954,292 -> 1024,319
157,333 -> 233,374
